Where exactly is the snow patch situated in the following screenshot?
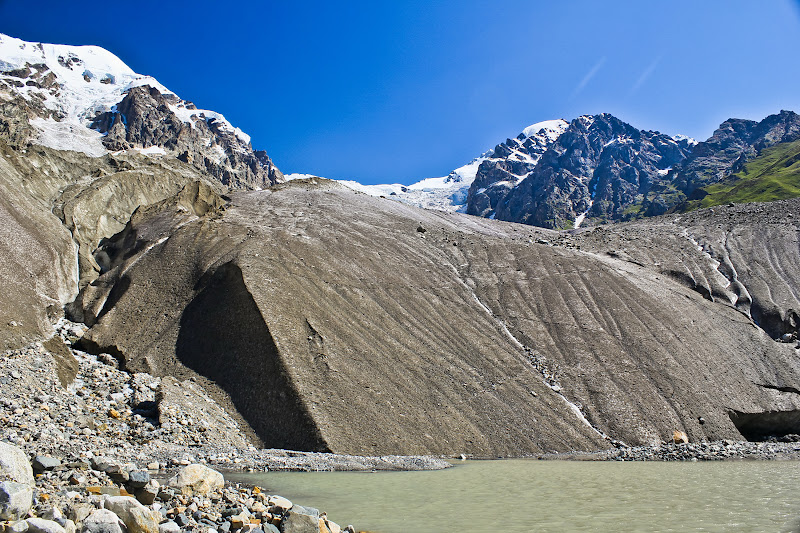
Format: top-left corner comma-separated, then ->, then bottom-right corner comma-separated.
168,103 -> 252,145
450,157 -> 488,182
135,145 -> 166,156
574,176 -> 599,229
29,117 -> 106,157
521,119 -> 569,141
673,134 -> 698,146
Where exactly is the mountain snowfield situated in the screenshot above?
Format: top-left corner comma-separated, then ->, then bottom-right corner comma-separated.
287,156 -> 488,212
0,33 -> 251,157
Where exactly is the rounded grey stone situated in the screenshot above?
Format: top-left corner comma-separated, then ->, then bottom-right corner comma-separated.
0,443 -> 34,486
0,481 -> 33,521
80,509 -> 125,533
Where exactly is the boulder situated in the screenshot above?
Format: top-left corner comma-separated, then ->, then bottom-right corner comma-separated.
104,465 -> 129,484
0,443 -> 34,486
80,509 -> 126,533
126,470 -> 150,489
32,456 -> 62,473
0,481 -> 33,521
167,465 -> 223,496
102,497 -> 158,533
321,519 -> 340,533
266,496 -> 291,513
157,522 -> 179,533
673,430 -> 689,444
25,519 -> 66,533
67,503 -> 94,524
5,520 -> 29,533
229,515 -> 248,530
279,505 -> 319,533
134,480 -> 159,506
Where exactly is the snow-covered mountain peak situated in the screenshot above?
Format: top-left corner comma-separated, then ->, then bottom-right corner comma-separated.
0,33 -> 251,156
0,33 -> 169,155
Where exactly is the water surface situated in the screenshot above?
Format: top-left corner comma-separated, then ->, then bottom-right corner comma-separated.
228,460 -> 800,532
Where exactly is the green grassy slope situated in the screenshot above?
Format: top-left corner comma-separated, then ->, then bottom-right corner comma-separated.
679,139 -> 800,211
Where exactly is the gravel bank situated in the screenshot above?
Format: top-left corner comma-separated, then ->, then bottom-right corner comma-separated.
536,440 -> 800,461
1,442 -> 358,533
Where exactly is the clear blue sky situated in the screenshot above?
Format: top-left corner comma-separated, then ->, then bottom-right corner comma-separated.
2,1 -> 800,184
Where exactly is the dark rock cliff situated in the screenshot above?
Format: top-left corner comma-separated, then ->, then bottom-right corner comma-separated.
91,86 -> 283,190
494,114 -> 692,228
466,120 -> 567,219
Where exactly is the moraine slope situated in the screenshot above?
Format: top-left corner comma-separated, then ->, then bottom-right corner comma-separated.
74,178 -> 800,455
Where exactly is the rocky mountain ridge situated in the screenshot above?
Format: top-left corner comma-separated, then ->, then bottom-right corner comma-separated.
665,110 -> 800,210
468,110 -> 800,228
464,119 -> 569,219
339,111 -> 800,231
474,114 -> 694,228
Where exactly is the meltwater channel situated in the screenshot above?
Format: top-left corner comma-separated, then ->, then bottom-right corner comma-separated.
228,459 -> 800,533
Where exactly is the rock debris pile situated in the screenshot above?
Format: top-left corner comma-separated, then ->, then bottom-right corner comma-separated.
603,440 -> 800,461
0,442 -> 354,533
0,320 -> 448,472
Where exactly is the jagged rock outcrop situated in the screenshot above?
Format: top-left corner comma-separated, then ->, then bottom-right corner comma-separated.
493,114 -> 693,228
73,179 -> 800,455
91,86 -> 283,189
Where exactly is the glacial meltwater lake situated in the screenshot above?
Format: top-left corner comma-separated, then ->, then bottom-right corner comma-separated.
227,459 -> 800,533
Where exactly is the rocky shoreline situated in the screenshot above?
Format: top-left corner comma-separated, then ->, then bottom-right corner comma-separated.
536,440 -> 800,462
1,440 -> 357,533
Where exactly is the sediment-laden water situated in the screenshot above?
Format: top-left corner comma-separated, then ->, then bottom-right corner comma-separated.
228,459 -> 800,533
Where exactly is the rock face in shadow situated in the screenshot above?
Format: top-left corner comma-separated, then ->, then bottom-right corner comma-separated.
76,179 -> 800,455
176,262 -> 328,451
0,133 -> 226,347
